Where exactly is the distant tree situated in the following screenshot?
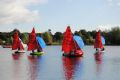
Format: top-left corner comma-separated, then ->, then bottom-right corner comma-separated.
80,29 -> 87,35
0,39 -> 2,45
48,29 -> 51,33
42,32 -> 53,45
90,30 -> 96,39
0,32 -> 12,45
53,32 -> 63,42
10,28 -> 21,36
110,27 -> 120,45
36,33 -> 42,37
20,33 -> 29,44
74,31 -> 82,36
48,29 -> 52,35
0,26 -> 120,45
79,29 -> 92,44
0,33 -> 7,41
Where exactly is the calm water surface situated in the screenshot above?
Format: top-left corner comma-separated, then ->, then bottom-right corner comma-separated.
0,46 -> 120,80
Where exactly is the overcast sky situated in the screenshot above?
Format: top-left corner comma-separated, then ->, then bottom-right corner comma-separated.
0,0 -> 120,33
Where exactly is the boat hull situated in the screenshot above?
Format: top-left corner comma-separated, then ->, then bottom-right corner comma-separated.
2,45 -> 12,48
30,52 -> 44,56
63,51 -> 83,57
62,53 -> 83,57
96,49 -> 105,53
14,51 -> 25,54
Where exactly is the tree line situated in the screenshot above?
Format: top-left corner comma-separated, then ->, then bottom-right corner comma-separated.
0,27 -> 120,45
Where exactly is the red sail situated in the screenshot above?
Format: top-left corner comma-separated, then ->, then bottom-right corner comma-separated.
27,28 -> 38,51
12,31 -> 24,50
94,30 -> 104,49
62,26 -> 76,53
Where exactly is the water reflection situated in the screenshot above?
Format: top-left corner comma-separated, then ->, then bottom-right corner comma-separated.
12,56 -> 22,80
94,52 -> 103,74
94,52 -> 103,62
1,46 -> 120,80
11,53 -> 28,80
62,57 -> 82,80
12,53 -> 23,60
27,56 -> 41,80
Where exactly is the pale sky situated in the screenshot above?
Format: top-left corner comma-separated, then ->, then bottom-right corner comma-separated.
0,0 -> 120,33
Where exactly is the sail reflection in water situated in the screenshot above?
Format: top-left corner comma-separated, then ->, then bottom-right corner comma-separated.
62,57 -> 83,80
11,54 -> 28,80
94,52 -> 103,74
94,52 -> 103,61
27,56 -> 41,80
12,53 -> 23,60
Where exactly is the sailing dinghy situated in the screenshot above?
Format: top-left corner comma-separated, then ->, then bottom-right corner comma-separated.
12,31 -> 25,54
94,30 -> 105,52
27,28 -> 46,56
62,26 -> 84,57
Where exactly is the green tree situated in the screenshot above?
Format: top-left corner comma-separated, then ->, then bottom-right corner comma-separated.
42,32 -> 53,45
53,32 -> 63,42
110,27 -> 120,45
20,33 -> 29,44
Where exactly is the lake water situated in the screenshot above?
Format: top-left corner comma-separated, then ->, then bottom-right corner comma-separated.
0,46 -> 120,80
